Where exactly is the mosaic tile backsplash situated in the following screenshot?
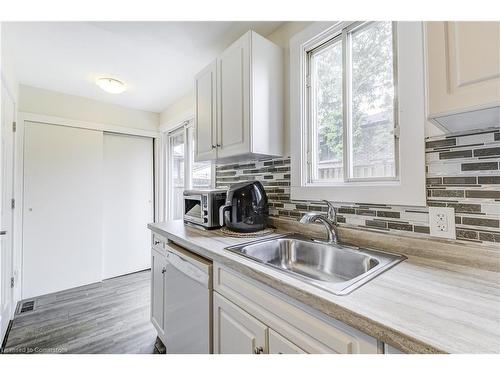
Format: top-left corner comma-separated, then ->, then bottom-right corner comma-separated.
216,128 -> 500,246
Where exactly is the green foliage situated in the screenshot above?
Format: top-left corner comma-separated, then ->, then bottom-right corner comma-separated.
313,22 -> 395,165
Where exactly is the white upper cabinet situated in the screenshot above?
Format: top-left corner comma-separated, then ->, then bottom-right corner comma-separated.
426,22 -> 500,119
195,60 -> 218,161
194,30 -> 283,162
217,33 -> 251,159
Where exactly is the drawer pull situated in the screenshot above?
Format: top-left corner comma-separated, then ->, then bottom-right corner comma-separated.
253,346 -> 264,354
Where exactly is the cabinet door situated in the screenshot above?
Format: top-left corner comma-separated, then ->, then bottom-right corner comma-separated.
384,344 -> 405,354
426,21 -> 500,116
269,329 -> 306,354
151,248 -> 167,339
217,32 -> 251,159
195,60 -> 218,161
213,292 -> 267,354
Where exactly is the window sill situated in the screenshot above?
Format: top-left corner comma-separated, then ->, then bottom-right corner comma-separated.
290,184 -> 426,207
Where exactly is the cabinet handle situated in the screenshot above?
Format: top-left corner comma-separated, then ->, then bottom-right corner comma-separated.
211,145 -> 216,149
253,346 -> 264,354
216,144 -> 221,148
161,267 -> 166,274
154,240 -> 161,245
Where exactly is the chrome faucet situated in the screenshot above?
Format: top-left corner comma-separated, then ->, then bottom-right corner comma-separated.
299,200 -> 339,245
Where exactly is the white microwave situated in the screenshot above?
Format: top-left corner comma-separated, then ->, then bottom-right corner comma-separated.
183,189 -> 227,229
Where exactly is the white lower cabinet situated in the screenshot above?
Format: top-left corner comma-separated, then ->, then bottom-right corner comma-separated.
151,246 -> 167,342
213,263 -> 379,354
268,329 -> 306,354
384,344 -> 405,354
213,292 -> 267,354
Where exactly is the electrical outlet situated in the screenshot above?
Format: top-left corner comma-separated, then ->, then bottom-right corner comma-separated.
428,206 -> 456,239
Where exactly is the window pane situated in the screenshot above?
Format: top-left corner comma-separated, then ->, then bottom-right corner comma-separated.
311,39 -> 343,181
350,22 -> 396,179
191,133 -> 212,188
170,131 -> 184,220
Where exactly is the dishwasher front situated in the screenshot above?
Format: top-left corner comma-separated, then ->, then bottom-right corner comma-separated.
164,243 -> 213,354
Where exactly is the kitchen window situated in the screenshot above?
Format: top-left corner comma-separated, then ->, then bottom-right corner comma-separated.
166,120 -> 214,220
308,21 -> 397,183
290,22 -> 426,206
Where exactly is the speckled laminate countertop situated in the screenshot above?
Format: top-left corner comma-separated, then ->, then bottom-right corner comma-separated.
148,220 -> 500,354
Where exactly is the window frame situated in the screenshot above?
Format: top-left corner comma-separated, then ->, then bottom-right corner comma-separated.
305,21 -> 399,185
289,21 -> 426,206
164,119 -> 215,220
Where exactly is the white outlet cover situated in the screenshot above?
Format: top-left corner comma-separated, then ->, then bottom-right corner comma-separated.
429,206 -> 456,239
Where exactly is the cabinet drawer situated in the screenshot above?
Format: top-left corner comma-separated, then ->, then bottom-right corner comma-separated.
214,263 -> 378,354
152,233 -> 167,253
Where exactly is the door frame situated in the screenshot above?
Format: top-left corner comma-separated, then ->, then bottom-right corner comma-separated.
1,79 -> 17,342
14,112 -> 160,300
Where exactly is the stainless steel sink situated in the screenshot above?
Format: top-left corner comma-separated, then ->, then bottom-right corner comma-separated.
225,234 -> 406,295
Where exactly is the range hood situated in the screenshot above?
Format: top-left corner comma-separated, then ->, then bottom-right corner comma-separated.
429,105 -> 500,133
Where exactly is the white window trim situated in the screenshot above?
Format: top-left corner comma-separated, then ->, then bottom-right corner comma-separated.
161,118 -> 216,221
290,21 -> 426,207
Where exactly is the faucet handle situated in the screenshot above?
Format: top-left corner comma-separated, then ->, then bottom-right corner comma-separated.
321,200 -> 337,222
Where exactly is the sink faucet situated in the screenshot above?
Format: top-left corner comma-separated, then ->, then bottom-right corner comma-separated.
299,200 -> 339,245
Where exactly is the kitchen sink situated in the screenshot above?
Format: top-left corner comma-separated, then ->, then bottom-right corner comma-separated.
225,234 -> 406,295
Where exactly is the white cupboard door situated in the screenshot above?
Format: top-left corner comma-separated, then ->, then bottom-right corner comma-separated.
217,32 -> 251,159
268,329 -> 306,354
102,133 -> 153,279
22,122 -> 103,299
151,248 -> 166,339
195,60 -> 218,161
426,21 -> 500,116
213,292 -> 267,354
384,344 -> 405,354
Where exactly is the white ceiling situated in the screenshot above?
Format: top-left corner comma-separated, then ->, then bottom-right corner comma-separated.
3,21 -> 284,113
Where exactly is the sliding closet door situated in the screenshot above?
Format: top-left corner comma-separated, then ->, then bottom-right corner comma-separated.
23,122 -> 103,299
102,133 -> 153,279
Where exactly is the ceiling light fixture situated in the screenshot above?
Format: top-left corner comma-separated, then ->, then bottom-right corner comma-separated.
96,77 -> 126,94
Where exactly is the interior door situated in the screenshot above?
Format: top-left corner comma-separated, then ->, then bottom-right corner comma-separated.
213,292 -> 267,354
217,32 -> 251,159
1,83 -> 15,340
23,122 -> 103,299
195,60 -> 218,161
102,133 -> 153,279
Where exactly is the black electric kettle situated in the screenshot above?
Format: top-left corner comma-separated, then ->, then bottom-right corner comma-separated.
219,181 -> 269,233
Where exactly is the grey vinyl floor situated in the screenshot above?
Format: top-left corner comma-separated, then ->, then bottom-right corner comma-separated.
2,270 -> 158,354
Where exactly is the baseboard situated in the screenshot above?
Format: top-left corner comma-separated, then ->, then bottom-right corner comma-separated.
0,320 -> 13,354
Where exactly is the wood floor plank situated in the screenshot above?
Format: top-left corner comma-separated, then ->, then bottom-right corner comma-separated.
3,270 -> 157,354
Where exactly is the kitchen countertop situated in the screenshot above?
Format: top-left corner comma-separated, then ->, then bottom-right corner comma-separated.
148,220 -> 500,354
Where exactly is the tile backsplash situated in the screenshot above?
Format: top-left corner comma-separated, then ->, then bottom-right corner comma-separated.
216,128 -> 500,246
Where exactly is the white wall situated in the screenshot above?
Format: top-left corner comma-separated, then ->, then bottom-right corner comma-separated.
159,90 -> 195,131
1,23 -> 19,102
19,85 -> 159,131
266,22 -> 312,156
